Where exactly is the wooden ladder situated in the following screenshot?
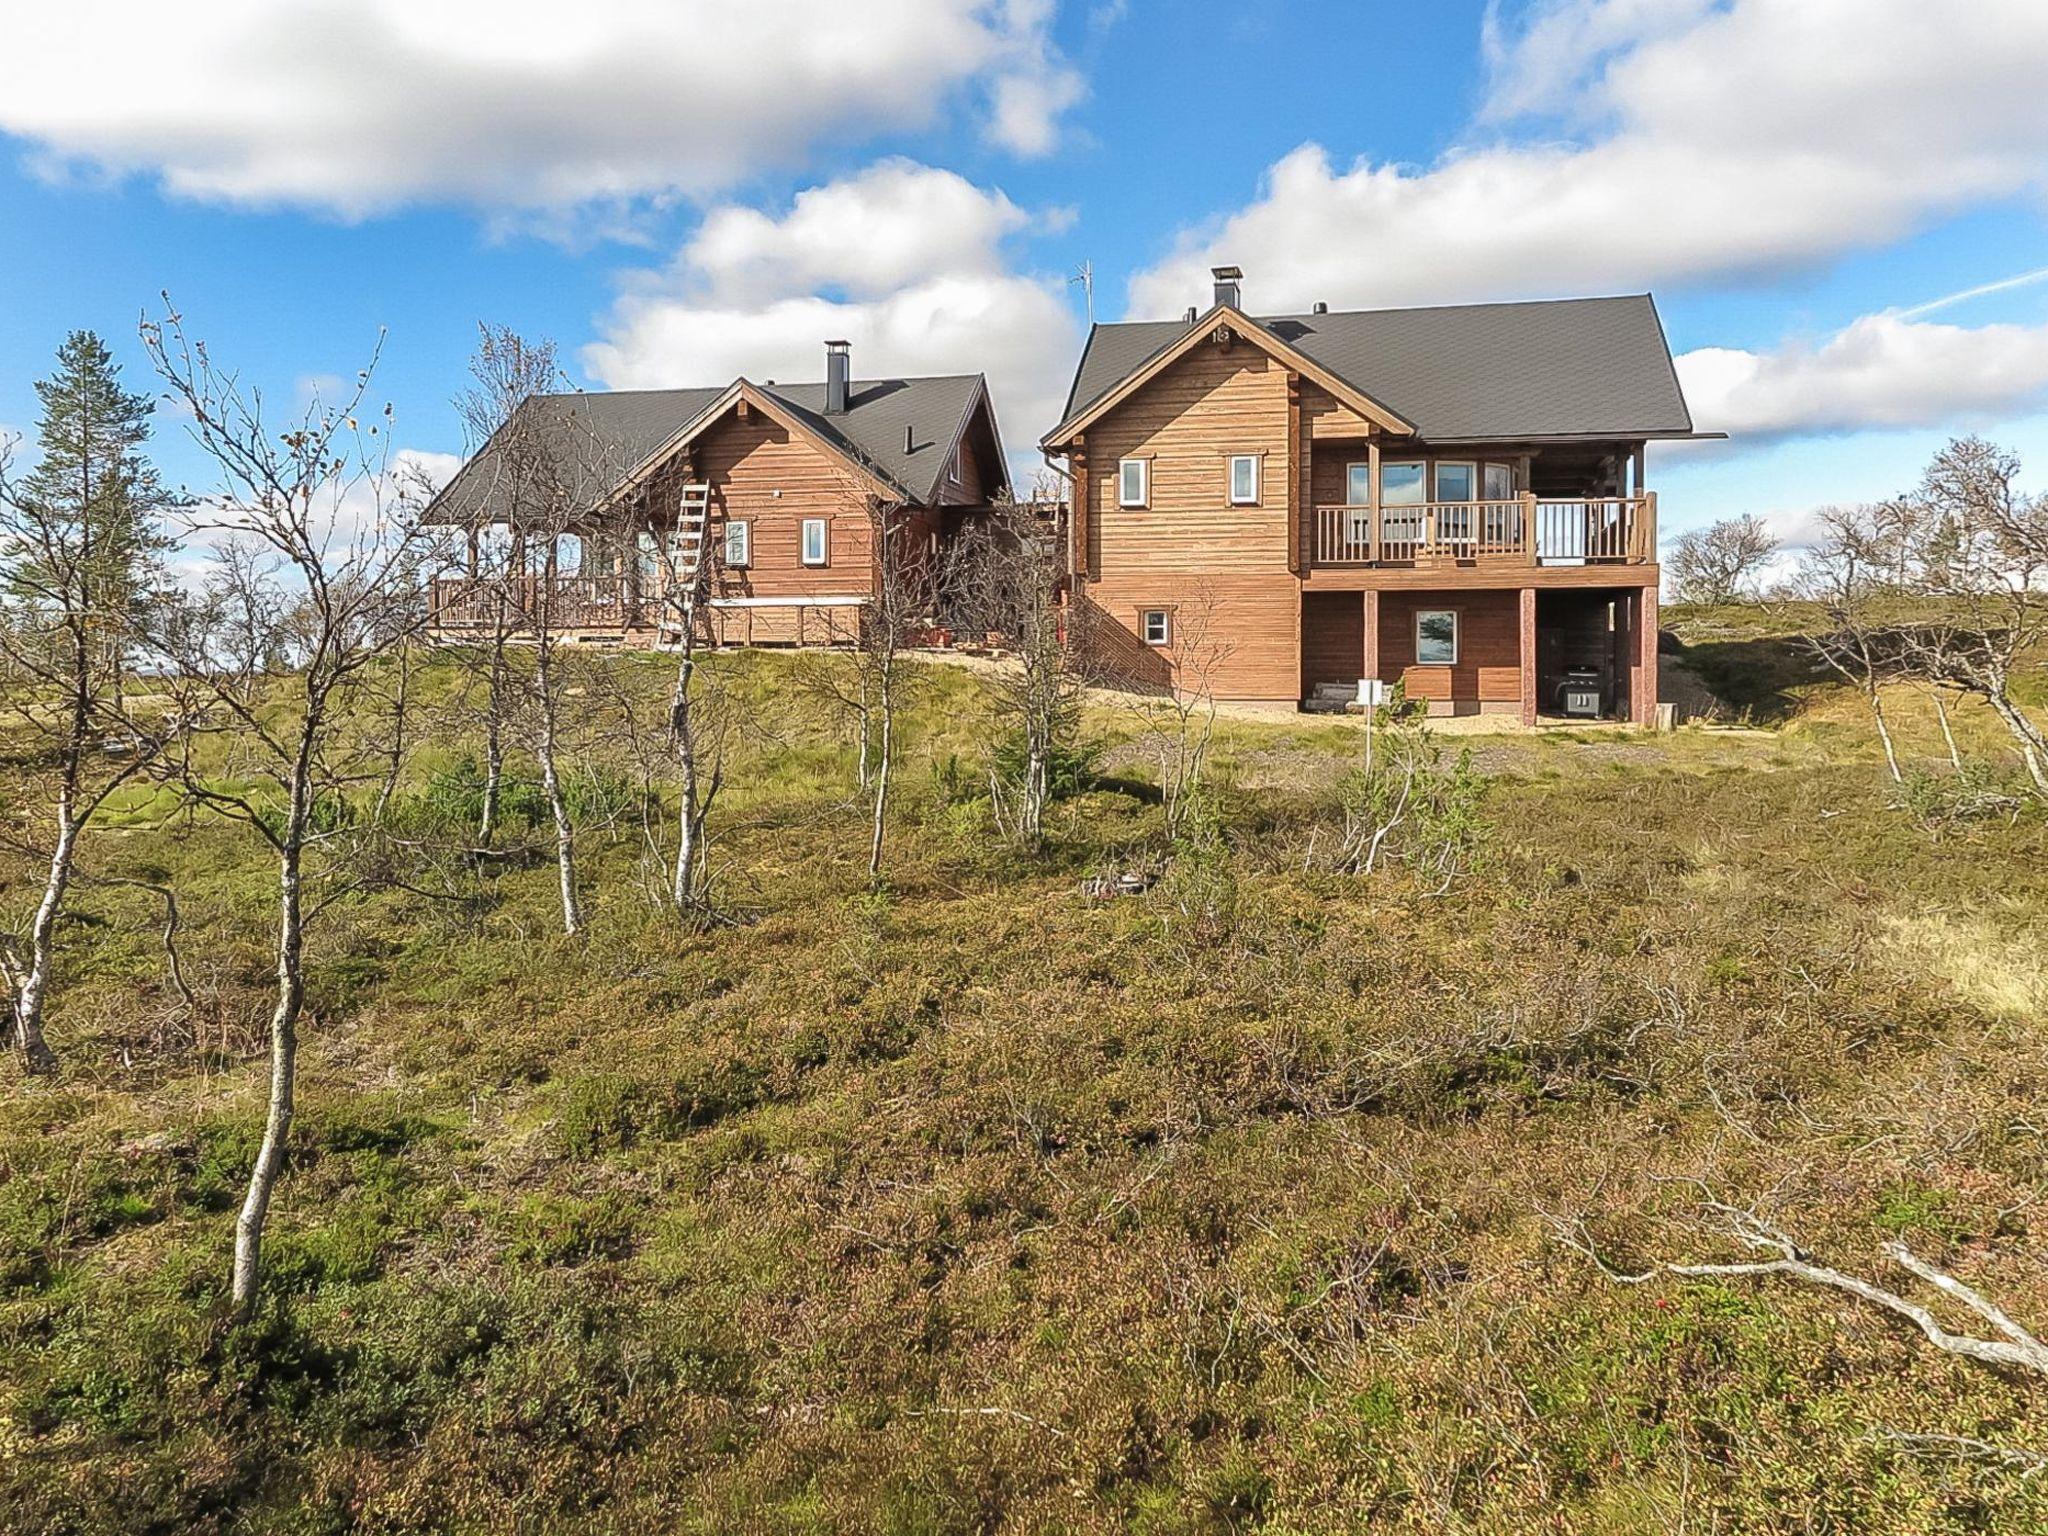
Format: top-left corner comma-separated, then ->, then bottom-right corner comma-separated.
658,482 -> 713,644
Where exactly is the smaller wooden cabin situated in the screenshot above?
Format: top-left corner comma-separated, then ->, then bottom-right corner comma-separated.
426,342 -> 1010,648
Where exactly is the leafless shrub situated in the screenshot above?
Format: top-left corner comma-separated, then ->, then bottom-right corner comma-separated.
1668,513 -> 1779,604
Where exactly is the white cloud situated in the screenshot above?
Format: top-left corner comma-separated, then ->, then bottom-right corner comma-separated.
1130,0 -> 2048,317
1676,311 -> 2048,445
0,1 -> 1081,218
584,162 -> 1080,485
982,0 -> 1087,157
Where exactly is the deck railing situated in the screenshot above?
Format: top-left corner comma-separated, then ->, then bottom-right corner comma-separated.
428,573 -> 649,631
1310,494 -> 1654,567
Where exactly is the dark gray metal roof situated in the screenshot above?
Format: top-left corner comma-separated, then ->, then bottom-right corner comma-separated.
431,373 -> 999,526
1055,294 -> 1695,444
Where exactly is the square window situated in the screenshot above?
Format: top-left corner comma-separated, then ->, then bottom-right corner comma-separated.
1229,454 -> 1259,505
723,520 -> 751,568
1118,458 -> 1149,508
1142,609 -> 1171,646
1380,462 -> 1425,505
1415,609 -> 1458,666
801,518 -> 828,566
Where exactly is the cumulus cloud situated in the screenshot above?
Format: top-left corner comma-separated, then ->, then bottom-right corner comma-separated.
584,162 -> 1080,484
0,1 -> 1082,217
1676,310 -> 2048,445
1130,0 -> 2048,317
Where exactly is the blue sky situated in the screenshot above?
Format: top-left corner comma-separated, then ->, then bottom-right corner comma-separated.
3,0 -> 2047,551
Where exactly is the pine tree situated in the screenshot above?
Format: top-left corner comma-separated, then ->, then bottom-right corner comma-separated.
0,331 -> 179,1072
7,330 -> 179,677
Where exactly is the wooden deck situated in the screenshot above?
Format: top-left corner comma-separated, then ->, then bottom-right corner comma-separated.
1308,493 -> 1655,568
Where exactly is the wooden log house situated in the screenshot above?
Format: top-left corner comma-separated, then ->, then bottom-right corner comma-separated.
424,341 -> 1011,649
1039,269 -> 1721,722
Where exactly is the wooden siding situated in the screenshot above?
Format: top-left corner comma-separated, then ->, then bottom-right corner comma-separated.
686,412 -> 877,602
1377,590 -> 1522,709
1077,338 -> 1299,699
1301,592 -> 1364,694
1302,381 -> 1377,440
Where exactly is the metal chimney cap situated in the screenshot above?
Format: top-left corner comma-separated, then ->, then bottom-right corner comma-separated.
1311,301 -> 1329,315
824,339 -> 851,352
1211,265 -> 1244,281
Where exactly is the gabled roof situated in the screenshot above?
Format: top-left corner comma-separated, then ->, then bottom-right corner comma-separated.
1043,303 -> 1413,447
431,372 -> 1003,527
1048,293 -> 1701,447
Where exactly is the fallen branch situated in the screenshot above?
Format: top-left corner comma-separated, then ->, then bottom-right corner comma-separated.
1557,1202 -> 2048,1379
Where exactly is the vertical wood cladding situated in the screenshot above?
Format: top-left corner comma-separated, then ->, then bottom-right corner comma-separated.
1079,339 -> 1300,699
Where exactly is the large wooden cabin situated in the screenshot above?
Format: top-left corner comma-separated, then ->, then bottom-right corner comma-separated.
1040,270 -> 1718,721
426,342 -> 1010,648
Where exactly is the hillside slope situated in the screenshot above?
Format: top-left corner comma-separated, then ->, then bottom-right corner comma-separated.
2,646 -> 2045,1533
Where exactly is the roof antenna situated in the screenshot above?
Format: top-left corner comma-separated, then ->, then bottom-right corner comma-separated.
1069,259 -> 1095,324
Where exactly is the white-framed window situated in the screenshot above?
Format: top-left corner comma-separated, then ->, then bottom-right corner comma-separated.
1118,458 -> 1149,508
801,518 -> 828,566
723,520 -> 751,569
1380,462 -> 1426,505
1346,462 -> 1373,506
1434,461 -> 1477,542
1415,608 -> 1459,666
1141,608 -> 1171,646
1381,461 -> 1426,541
552,534 -> 583,576
1482,464 -> 1518,544
1229,453 -> 1260,506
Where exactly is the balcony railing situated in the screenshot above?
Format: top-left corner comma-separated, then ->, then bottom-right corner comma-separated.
1310,493 -> 1655,567
429,574 -> 650,630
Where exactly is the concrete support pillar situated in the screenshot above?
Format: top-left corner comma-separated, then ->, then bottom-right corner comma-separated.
1519,587 -> 1538,727
1362,588 -> 1381,692
1632,583 -> 1659,726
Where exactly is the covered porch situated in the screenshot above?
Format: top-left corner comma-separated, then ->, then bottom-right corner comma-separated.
1300,579 -> 1660,726
1301,437 -> 1657,571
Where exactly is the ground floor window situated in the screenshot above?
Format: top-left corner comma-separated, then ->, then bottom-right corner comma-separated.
1415,608 -> 1459,665
1142,608 -> 1171,646
723,520 -> 751,568
801,518 -> 828,566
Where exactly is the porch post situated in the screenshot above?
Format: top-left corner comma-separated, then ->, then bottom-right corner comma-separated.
1362,588 -> 1380,694
1519,586 -> 1538,727
1633,582 -> 1659,726
1366,436 -> 1382,563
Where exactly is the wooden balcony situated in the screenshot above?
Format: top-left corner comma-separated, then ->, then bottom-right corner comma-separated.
1310,494 -> 1655,568
428,574 -> 650,631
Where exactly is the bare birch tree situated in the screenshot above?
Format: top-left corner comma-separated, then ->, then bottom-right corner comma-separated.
440,329 -> 615,931
651,501 -> 730,918
1897,437 -> 2048,795
1122,590 -> 1235,838
1790,504 -> 1908,786
861,498 -> 936,883
0,332 -> 179,1073
1667,513 -> 1780,605
449,326 -> 557,850
140,302 -> 445,1317
940,489 -> 1090,848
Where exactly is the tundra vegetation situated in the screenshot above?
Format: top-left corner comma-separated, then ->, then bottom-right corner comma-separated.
2,354 -> 2047,1533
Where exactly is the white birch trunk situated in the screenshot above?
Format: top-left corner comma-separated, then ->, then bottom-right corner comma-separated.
232,810 -> 304,1315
